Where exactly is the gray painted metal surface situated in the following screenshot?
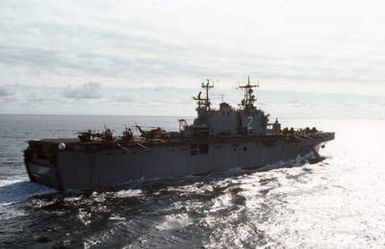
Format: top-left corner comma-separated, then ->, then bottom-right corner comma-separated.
24,78 -> 335,190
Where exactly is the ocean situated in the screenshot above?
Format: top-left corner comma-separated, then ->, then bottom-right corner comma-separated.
0,114 -> 384,248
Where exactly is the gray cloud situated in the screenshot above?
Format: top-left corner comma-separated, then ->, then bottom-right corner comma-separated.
0,84 -> 18,97
2,7 -> 385,88
112,86 -> 193,106
63,82 -> 102,99
1,0 -> 385,117
114,94 -> 137,103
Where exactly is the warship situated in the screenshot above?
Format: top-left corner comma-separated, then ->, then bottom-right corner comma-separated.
24,78 -> 335,191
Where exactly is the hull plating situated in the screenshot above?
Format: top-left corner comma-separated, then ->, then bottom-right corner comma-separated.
25,134 -> 334,190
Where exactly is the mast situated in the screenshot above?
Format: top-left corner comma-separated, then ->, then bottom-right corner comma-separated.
239,76 -> 258,109
194,79 -> 214,111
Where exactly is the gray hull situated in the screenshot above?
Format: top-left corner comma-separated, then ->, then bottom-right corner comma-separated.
24,78 -> 335,191
24,133 -> 334,190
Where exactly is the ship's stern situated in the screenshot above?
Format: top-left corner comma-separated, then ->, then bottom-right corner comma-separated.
24,140 -> 63,190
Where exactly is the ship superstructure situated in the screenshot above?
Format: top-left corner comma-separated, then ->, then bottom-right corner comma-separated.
24,78 -> 334,190
189,77 -> 273,137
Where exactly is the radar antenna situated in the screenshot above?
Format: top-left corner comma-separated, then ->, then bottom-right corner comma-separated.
239,76 -> 259,108
193,79 -> 214,110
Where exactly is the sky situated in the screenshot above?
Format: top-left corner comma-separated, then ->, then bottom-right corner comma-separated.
0,0 -> 384,119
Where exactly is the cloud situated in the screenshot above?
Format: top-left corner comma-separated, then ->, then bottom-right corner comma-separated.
1,1 -> 385,94
0,84 -> 18,97
114,94 -> 137,103
1,0 -> 385,117
111,86 -> 193,106
63,82 -> 102,99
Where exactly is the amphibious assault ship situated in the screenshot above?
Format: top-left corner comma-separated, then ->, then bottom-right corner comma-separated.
24,78 -> 334,191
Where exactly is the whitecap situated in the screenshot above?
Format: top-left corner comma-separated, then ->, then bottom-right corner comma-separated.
0,178 -> 56,206
155,213 -> 192,231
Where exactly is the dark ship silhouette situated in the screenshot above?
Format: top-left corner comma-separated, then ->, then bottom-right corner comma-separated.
24,77 -> 334,190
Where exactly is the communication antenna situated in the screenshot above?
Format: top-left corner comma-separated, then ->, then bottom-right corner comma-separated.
201,79 -> 214,110
239,76 -> 259,108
